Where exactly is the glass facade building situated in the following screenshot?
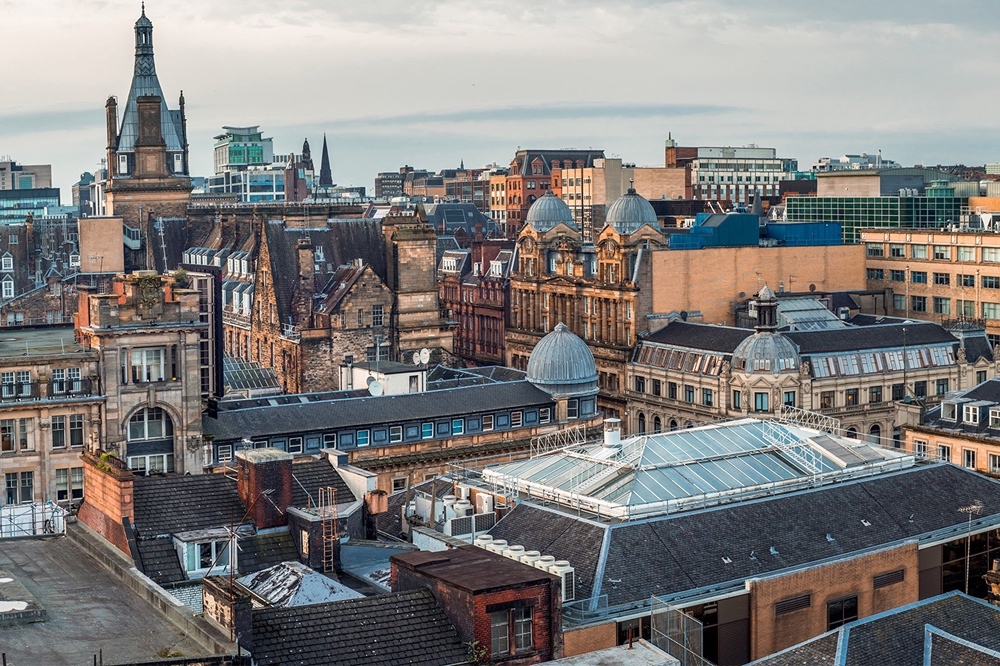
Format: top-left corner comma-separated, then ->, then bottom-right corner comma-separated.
0,188 -> 61,224
785,195 -> 967,242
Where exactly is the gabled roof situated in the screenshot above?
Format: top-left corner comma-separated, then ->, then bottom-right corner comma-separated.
643,321 -> 751,353
133,474 -> 245,538
753,592 -> 1000,665
314,263 -> 367,314
290,457 -> 355,508
786,321 -> 958,354
250,588 -> 468,666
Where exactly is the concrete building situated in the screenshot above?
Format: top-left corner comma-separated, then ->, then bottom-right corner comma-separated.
665,137 -> 797,204
375,168 -> 407,199
0,160 -> 52,191
627,287 -> 997,442
862,226 -> 1000,346
0,327 -> 101,508
812,152 -> 899,172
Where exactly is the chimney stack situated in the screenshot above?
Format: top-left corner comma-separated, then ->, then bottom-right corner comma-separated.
236,448 -> 292,529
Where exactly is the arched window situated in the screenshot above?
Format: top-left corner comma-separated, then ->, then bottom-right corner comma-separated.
128,407 -> 174,442
868,424 -> 882,446
638,413 -> 646,435
669,419 -> 678,431
846,427 -> 858,440
653,416 -> 662,434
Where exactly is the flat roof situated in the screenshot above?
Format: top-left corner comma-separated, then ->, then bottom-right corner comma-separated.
0,536 -> 210,663
0,326 -> 93,359
391,545 -> 556,594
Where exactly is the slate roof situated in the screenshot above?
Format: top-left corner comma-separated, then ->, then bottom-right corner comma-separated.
753,592 -> 1000,666
263,220 -> 386,321
490,464 -> 1000,607
377,478 -> 453,538
510,149 -> 605,176
785,321 -> 959,354
250,588 -> 467,666
290,458 -> 355,508
916,378 -> 1000,438
204,380 -> 554,442
642,322 -> 751,353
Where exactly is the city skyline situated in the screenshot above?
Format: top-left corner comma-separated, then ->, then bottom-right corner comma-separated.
2,0 -> 1000,196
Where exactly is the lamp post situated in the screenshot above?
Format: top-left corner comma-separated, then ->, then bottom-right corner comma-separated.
959,500 -> 984,595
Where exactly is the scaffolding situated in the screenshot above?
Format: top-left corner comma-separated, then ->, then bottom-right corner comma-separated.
651,596 -> 711,666
774,405 -> 841,433
317,487 -> 339,573
530,423 -> 590,458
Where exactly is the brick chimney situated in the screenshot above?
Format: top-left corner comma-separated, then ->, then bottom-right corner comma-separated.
76,450 -> 135,555
236,448 -> 292,529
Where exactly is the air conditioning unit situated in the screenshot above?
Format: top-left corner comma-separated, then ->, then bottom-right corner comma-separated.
474,535 -> 493,550
487,539 -> 508,555
503,545 -> 525,561
457,485 -> 471,500
535,555 -> 556,571
477,494 -> 494,515
550,561 -> 576,602
520,550 -> 541,567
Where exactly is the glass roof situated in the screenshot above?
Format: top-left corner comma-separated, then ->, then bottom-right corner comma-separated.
484,419 -> 912,519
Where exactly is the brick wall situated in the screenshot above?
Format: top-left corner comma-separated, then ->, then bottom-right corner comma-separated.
563,622 -> 616,657
76,450 -> 135,554
748,542 -> 918,660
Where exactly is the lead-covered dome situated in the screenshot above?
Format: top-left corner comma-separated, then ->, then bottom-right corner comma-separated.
605,188 -> 658,235
525,191 -> 577,232
731,332 -> 800,374
526,323 -> 598,397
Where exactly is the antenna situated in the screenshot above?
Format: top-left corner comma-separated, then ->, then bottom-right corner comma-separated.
368,380 -> 383,397
419,348 -> 430,365
412,351 -> 421,365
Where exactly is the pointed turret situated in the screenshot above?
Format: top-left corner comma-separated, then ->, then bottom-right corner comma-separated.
319,134 -> 333,187
301,138 -> 314,171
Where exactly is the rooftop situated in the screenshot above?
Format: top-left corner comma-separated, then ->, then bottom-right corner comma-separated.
0,326 -> 93,359
483,418 -> 911,521
0,536 -> 209,664
391,545 -> 557,595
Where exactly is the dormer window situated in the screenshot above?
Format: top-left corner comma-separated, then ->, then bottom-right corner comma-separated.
964,404 -> 980,425
1,277 -> 13,300
941,402 -> 957,421
118,153 -> 129,176
1,256 -> 12,272
991,408 -> 1000,429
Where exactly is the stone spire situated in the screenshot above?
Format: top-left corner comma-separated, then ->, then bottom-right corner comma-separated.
319,134 -> 333,187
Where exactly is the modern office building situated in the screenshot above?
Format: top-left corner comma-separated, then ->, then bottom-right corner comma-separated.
0,160 -> 52,191
212,126 -> 274,174
665,137 -> 797,204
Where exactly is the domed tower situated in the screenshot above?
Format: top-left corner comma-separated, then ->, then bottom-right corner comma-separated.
730,286 -> 799,413
526,323 -> 599,421
524,191 -> 577,232
604,187 -> 658,235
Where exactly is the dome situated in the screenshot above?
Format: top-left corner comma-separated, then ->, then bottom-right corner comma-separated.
135,4 -> 152,27
605,188 -> 658,235
525,192 -> 577,232
526,323 -> 599,397
731,332 -> 800,375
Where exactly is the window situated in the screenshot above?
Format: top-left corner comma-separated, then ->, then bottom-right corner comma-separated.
5,471 -> 33,504
933,245 -> 951,260
958,246 -> 975,262
684,385 -> 695,403
991,453 -> 1000,474
820,391 -> 835,409
0,256 -> 12,271
938,444 -> 951,462
218,445 -> 234,463
911,296 -> 927,312
866,243 -> 884,257
936,379 -> 949,396
511,411 -> 523,427
702,389 -> 713,407
892,294 -> 906,311
964,449 -> 977,469
890,270 -> 906,282
827,595 -> 858,630
984,303 -> 1000,320
914,381 -> 927,398
780,391 -> 794,408
754,392 -> 769,412
979,371 -> 989,385
372,304 -> 384,327
128,453 -> 174,475
69,414 -> 84,447
51,415 -> 66,448
892,383 -> 906,400
866,268 -> 884,280
451,419 -> 464,436
2,279 -> 13,299
910,271 -> 927,284
732,390 -> 741,410
355,430 -> 369,447
933,272 -> 950,285
567,399 -> 579,419
652,379 -> 661,397
668,382 -> 677,400
392,478 -> 407,492
911,245 -> 928,259
482,415 -> 494,432
539,408 -> 550,424
960,274 -> 976,287
870,386 -> 883,403
389,425 -> 403,443
958,299 -> 976,317
933,297 -> 950,315
128,408 -> 172,442
889,243 -> 905,258
634,376 -> 646,393
131,348 -> 165,382
357,308 -> 364,327
421,422 -> 433,439
491,607 -> 533,657
185,540 -> 231,574
56,468 -> 69,502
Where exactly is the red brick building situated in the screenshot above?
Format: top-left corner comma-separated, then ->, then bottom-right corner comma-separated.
503,150 -> 604,237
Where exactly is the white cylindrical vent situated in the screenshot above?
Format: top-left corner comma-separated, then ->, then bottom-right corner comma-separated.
503,545 -> 525,561
604,418 -> 622,448
442,495 -> 458,507
536,555 -> 556,570
474,535 -> 493,549
455,499 -> 472,517
550,560 -> 572,574
521,550 -> 542,566
488,539 -> 508,554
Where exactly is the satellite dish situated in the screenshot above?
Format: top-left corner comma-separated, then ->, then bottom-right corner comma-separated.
419,348 -> 430,365
368,381 -> 384,397
366,376 -> 376,386
412,351 -> 422,365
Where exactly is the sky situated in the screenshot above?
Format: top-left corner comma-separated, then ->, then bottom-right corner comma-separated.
2,0 -> 1000,198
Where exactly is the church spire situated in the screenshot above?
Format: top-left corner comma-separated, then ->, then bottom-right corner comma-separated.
319,134 -> 333,187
